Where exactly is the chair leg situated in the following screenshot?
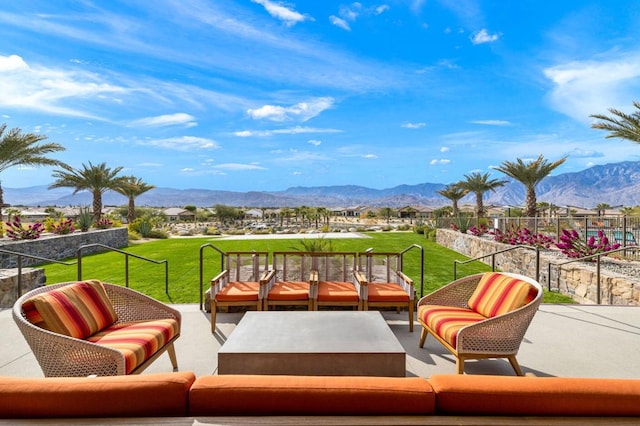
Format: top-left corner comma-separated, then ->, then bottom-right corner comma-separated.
456,357 -> 465,374
166,342 -> 178,371
210,300 -> 217,333
508,355 -> 524,376
419,328 -> 428,348
408,302 -> 414,332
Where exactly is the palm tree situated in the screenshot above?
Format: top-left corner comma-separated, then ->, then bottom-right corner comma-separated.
591,101 -> 640,143
50,162 -> 125,222
437,184 -> 468,217
114,176 -> 155,224
0,124 -> 67,220
495,155 -> 566,217
457,172 -> 507,217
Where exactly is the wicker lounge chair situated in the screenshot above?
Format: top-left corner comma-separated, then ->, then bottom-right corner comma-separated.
13,281 -> 181,377
417,272 -> 543,375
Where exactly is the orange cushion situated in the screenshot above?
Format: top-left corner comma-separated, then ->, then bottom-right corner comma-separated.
87,319 -> 179,374
418,305 -> 485,348
0,372 -> 194,418
216,281 -> 260,301
429,374 -> 640,416
189,375 -> 435,416
21,299 -> 46,328
29,281 -> 118,339
317,281 -> 359,302
268,281 -> 310,300
467,273 -> 537,318
367,282 -> 409,302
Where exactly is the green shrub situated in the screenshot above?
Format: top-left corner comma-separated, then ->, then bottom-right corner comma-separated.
145,229 -> 169,239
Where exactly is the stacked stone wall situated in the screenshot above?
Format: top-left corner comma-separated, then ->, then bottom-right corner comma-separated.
437,228 -> 639,305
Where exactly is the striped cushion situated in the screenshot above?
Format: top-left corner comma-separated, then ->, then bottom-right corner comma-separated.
22,299 -> 46,328
467,273 -> 537,318
367,282 -> 409,302
317,281 -> 359,302
216,281 -> 260,301
29,281 -> 118,339
87,319 -> 179,374
268,281 -> 310,300
418,305 -> 486,348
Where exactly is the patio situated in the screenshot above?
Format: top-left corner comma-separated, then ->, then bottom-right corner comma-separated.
2,303 -> 640,379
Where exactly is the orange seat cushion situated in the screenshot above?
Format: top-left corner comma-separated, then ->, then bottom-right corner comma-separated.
418,305 -> 486,348
87,319 -> 179,374
0,372 -> 194,418
216,281 -> 260,302
268,281 -> 310,301
28,280 -> 118,339
189,375 -> 435,416
467,273 -> 537,318
367,282 -> 409,302
317,281 -> 359,302
429,374 -> 640,416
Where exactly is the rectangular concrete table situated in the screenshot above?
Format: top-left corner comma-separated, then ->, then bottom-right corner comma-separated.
217,311 -> 406,376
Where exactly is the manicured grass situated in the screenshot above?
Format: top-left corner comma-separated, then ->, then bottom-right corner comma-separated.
41,232 -> 574,304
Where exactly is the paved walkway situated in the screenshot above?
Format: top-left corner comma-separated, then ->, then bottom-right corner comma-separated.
2,303 -> 640,379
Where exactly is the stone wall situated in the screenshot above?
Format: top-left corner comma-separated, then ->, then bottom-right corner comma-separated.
0,268 -> 45,308
437,228 -> 640,305
0,227 -> 128,268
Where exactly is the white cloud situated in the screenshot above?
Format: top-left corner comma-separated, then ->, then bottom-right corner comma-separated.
470,119 -> 511,126
362,153 -> 378,159
142,136 -> 219,150
402,122 -> 426,129
440,146 -> 449,152
308,139 -> 322,146
234,126 -> 342,137
430,159 -> 451,165
247,97 -> 334,122
329,15 -> 351,31
543,54 -> 640,123
130,113 -> 197,127
251,0 -> 310,26
375,5 -> 390,15
213,163 -> 266,170
470,29 -> 499,45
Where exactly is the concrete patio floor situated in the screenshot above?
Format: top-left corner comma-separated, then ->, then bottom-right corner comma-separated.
2,303 -> 640,379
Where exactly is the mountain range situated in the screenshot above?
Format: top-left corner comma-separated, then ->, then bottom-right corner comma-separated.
6,160 -> 640,209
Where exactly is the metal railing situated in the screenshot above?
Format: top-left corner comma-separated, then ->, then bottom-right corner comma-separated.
399,244 -> 425,298
76,244 -> 169,294
547,246 -> 640,304
0,248 -> 77,303
453,245 -> 541,282
198,243 -> 226,310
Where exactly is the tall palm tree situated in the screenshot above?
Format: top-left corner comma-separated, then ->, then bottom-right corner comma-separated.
114,176 -> 155,224
495,155 -> 566,217
0,124 -> 67,220
457,172 -> 506,217
591,101 -> 640,143
437,184 -> 468,217
49,162 -> 125,222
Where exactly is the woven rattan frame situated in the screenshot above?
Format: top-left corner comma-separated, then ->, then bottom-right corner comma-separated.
417,272 -> 543,375
13,281 -> 181,377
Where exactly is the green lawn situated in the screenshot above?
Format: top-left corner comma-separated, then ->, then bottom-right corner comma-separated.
41,232 -> 574,304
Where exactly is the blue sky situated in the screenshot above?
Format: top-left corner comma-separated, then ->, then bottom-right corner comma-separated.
1,1 -> 640,192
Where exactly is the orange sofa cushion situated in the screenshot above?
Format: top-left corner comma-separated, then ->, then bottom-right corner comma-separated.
367,282 -> 409,302
189,375 -> 435,416
317,281 -> 359,302
268,281 -> 310,300
216,281 -> 260,301
0,372 -> 194,418
28,280 -> 118,339
467,273 -> 536,318
418,305 -> 486,348
430,374 -> 640,416
87,318 -> 179,373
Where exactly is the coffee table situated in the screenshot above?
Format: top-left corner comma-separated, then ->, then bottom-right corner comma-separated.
217,311 -> 406,376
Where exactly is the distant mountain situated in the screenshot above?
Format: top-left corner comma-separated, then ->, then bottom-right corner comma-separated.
5,160 -> 640,209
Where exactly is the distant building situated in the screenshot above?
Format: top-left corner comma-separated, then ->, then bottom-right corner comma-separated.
163,208 -> 196,222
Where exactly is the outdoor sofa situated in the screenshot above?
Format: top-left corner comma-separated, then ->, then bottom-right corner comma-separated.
0,372 -> 639,424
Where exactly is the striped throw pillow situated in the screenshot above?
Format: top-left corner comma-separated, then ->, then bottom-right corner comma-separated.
467,273 -> 536,318
30,280 -> 118,339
